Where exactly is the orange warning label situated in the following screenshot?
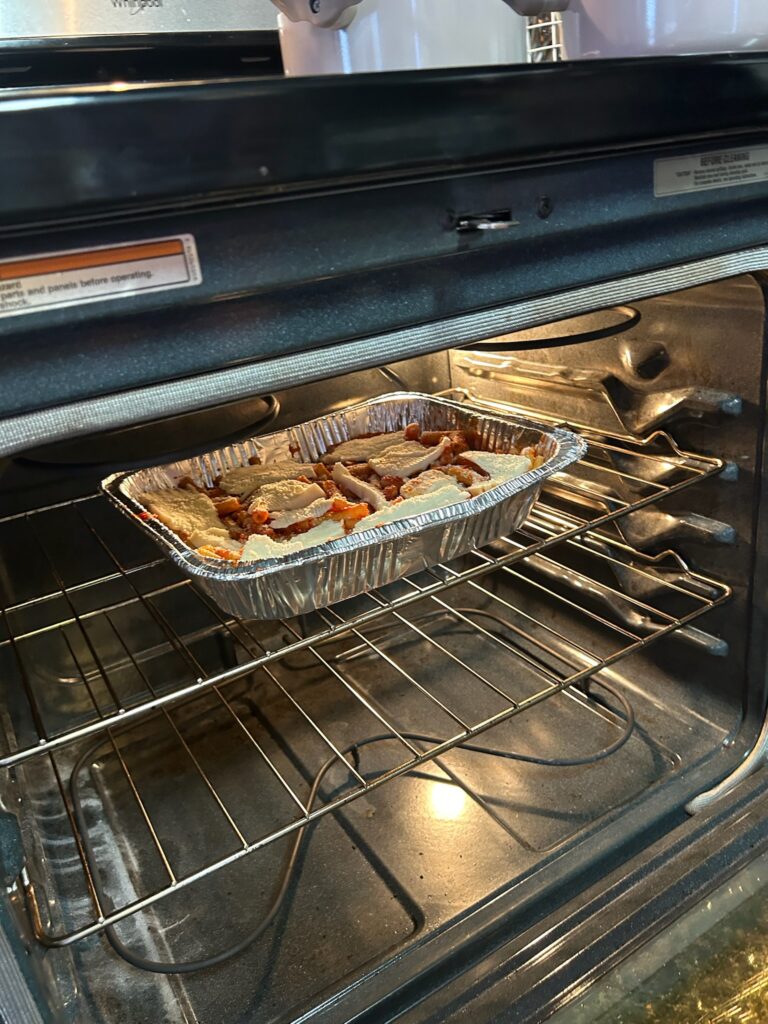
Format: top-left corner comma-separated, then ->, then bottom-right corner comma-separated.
0,235 -> 201,318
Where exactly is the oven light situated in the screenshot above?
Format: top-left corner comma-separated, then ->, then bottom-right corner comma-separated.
428,781 -> 467,821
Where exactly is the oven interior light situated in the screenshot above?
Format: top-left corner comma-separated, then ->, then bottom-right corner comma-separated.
429,781 -> 467,821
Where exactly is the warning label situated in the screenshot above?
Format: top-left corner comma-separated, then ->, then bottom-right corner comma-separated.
0,235 -> 201,318
655,147 -> 768,197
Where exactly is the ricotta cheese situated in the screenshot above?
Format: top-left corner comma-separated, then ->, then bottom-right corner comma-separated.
141,488 -> 237,550
250,479 -> 325,512
267,497 -> 334,530
351,485 -> 467,534
189,527 -> 241,552
400,469 -> 465,500
219,461 -> 317,499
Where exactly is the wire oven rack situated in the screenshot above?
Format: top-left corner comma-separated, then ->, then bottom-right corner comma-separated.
0,399 -> 730,946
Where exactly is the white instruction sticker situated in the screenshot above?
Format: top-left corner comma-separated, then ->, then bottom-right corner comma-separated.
0,234 -> 201,318
655,146 -> 768,197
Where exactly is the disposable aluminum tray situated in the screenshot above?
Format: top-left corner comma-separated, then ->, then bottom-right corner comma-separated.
102,393 -> 586,619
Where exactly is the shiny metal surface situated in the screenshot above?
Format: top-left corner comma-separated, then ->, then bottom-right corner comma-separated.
616,510 -> 736,550
452,272 -> 768,827
686,713 -> 768,815
560,0 -> 768,59
0,413 -> 721,772
105,393 -> 584,620
0,0 -> 278,39
273,0 -> 363,29
275,0 -> 528,76
453,213 -> 517,233
516,536 -> 728,658
457,351 -> 742,435
0,418 -> 729,948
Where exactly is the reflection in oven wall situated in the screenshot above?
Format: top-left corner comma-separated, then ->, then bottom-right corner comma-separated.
451,273 -> 761,737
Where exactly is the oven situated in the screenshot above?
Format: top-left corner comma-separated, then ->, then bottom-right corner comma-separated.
1,54 -> 768,1024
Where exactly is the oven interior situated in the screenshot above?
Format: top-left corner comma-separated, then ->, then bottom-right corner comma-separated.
0,273 -> 764,1024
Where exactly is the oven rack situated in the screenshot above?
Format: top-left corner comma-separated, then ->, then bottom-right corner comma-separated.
0,419 -> 725,771
0,419 -> 730,946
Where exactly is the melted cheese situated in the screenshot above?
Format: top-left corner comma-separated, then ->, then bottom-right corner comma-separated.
189,527 -> 241,551
321,431 -> 404,464
142,487 -> 243,551
369,437 -> 450,478
240,519 -> 345,562
142,487 -> 222,536
400,469 -> 465,500
351,486 -> 467,534
332,462 -> 387,509
219,461 -> 317,499
461,451 -> 532,495
267,497 -> 334,530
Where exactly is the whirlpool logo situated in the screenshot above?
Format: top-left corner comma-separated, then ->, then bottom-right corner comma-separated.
111,0 -> 164,11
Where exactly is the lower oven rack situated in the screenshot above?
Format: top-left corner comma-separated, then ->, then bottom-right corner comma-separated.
0,406 -> 731,946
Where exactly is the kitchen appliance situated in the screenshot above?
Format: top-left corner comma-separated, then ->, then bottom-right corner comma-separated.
560,0 -> 768,59
0,0 -> 280,39
275,0 -> 531,76
2,54 -> 768,1024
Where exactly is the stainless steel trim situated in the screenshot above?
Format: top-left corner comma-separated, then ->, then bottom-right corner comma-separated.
0,0 -> 278,39
4,245 -> 768,458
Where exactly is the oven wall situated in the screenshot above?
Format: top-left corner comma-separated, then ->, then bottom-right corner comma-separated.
449,273 -> 768,733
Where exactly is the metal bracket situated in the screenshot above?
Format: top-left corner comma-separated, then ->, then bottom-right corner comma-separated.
686,714 -> 768,814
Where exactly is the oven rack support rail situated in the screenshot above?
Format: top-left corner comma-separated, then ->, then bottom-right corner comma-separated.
0,409 -> 731,946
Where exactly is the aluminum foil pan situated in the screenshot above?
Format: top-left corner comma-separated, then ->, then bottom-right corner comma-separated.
102,393 -> 586,619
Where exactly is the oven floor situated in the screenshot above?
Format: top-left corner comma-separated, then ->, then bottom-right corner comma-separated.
25,599 -> 733,1024
45,653 -> 729,1024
